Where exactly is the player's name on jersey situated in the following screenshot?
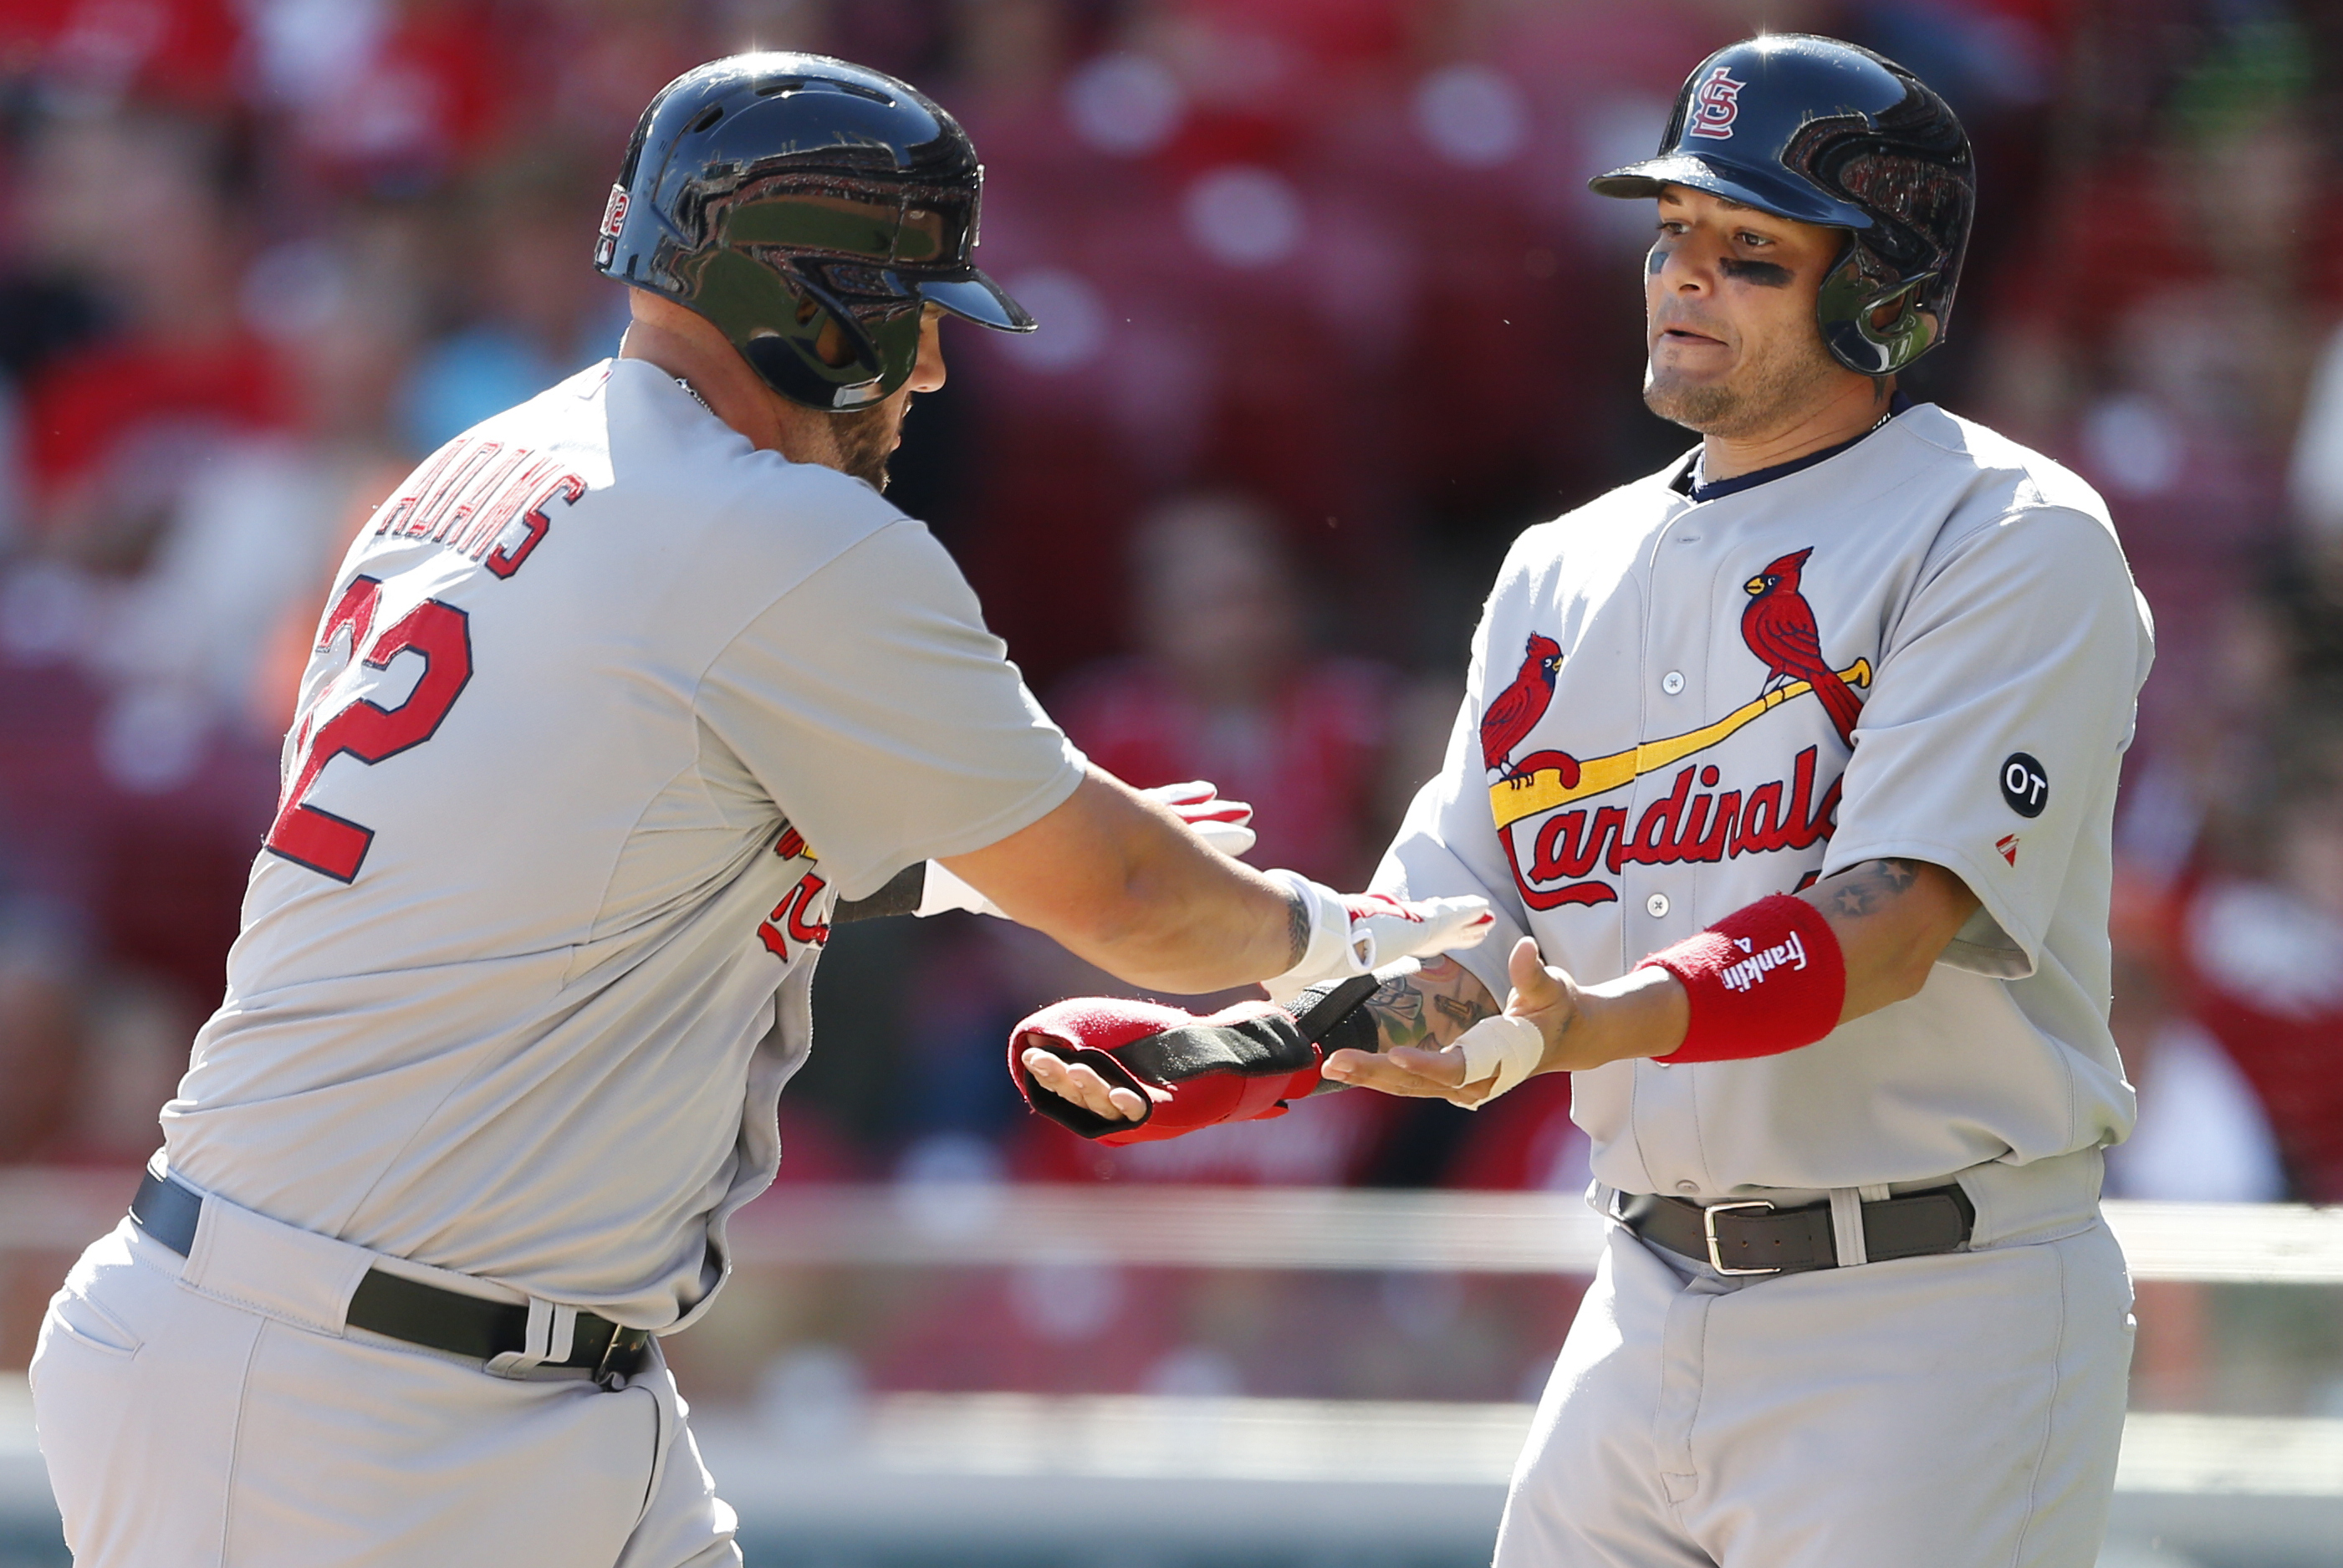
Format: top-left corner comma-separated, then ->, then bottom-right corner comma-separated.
371,436 -> 586,580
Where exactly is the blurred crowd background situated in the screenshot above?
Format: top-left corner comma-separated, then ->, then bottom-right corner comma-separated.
1,0 -> 2340,1410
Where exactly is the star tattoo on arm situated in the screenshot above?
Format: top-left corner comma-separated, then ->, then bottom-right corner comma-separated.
1823,857 -> 1922,919
1801,856 -> 1979,1021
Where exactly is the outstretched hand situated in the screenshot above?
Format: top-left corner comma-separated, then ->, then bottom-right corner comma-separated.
1321,935 -> 1692,1106
1320,937 -> 1565,1106
1021,1048 -> 1148,1122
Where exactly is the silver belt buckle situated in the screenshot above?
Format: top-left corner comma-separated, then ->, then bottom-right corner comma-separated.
1702,1199 -> 1781,1275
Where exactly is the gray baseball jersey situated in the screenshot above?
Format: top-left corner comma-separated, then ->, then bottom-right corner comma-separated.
161,360 -> 1085,1328
1377,401 -> 2154,1197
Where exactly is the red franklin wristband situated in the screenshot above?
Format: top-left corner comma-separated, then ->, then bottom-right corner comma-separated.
1642,894 -> 1845,1064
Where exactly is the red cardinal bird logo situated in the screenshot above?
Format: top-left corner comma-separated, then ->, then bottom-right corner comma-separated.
1481,634 -> 1564,779
1740,548 -> 1862,746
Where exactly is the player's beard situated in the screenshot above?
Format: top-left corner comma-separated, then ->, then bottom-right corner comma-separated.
1643,326 -> 1844,439
831,399 -> 908,491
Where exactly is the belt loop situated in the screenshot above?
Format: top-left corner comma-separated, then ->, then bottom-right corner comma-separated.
486,1299 -> 578,1376
1827,1187 -> 1868,1268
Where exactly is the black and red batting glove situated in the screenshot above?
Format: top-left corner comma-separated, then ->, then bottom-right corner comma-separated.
1009,976 -> 1381,1146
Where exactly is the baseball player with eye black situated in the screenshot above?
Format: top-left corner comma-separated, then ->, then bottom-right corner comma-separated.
1016,35 -> 2152,1568
27,54 -> 1491,1568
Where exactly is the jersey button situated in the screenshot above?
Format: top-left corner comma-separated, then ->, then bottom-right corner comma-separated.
1646,892 -> 1670,917
1662,671 -> 1685,695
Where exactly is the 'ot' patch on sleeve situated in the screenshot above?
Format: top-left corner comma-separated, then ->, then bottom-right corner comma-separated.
1999,753 -> 2048,819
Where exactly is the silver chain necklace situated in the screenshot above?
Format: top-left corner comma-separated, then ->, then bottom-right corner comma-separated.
674,377 -> 712,414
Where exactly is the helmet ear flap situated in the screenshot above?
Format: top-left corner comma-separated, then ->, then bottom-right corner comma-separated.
1815,237 -> 1940,376
790,272 -> 888,382
742,270 -> 893,410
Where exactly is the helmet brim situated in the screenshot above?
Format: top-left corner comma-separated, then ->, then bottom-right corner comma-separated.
1589,155 -> 1873,232
914,271 -> 1036,333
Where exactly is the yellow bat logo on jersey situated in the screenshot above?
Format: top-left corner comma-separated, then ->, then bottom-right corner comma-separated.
1488,657 -> 1871,832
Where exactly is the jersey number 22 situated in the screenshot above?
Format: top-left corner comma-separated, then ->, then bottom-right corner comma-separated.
265,576 -> 473,882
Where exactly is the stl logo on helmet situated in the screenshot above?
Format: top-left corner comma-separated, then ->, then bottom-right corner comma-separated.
1686,66 -> 1746,140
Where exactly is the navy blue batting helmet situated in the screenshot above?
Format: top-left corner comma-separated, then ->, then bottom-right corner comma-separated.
1591,34 -> 1975,375
596,54 -> 1034,411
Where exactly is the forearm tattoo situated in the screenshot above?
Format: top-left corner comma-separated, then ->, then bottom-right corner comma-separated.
1284,885 -> 1312,969
1822,857 -> 1921,920
1360,954 -> 1498,1055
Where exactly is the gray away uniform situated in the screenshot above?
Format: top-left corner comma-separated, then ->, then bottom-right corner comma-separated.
34,360 -> 1086,1568
1377,401 -> 2154,1567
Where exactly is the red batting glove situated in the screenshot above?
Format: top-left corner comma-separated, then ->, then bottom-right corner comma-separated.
1008,997 -> 1321,1145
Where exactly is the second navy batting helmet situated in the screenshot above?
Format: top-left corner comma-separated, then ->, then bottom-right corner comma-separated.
1590,34 -> 1974,376
595,54 -> 1035,411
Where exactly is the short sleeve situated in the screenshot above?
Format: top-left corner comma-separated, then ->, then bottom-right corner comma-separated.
696,519 -> 1086,899
1370,595 -> 1529,1004
1824,506 -> 2153,977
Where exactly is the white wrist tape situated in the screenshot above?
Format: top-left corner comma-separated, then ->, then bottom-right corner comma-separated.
1258,870 -> 1498,1005
1452,1014 -> 1544,1106
1259,870 -> 1358,1004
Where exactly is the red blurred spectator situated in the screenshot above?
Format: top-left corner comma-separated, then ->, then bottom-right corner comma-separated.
1,0 -> 243,110
2179,744 -> 2343,1201
0,106 -> 290,1048
1051,491 -> 1413,886
16,109 -> 288,564
256,0 -> 512,190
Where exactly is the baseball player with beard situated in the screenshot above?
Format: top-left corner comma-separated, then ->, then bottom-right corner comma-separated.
1017,36 -> 2153,1568
28,55 -> 1491,1568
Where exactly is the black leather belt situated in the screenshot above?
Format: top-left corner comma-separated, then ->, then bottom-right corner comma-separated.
1616,1184 -> 1974,1275
131,1170 -> 649,1386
